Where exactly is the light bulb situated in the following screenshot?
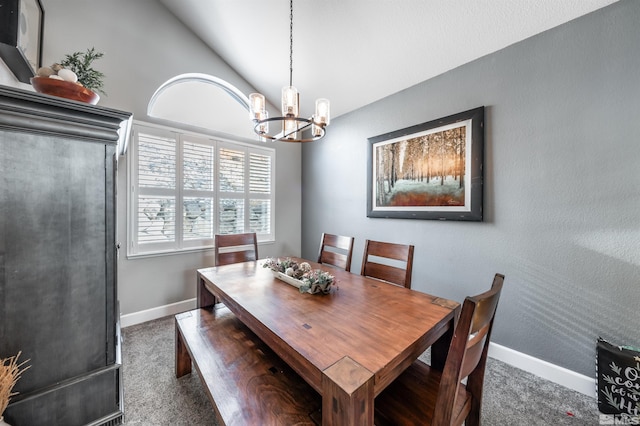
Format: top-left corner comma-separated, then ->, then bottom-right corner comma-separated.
281,86 -> 299,117
283,118 -> 298,140
314,98 -> 330,126
249,93 -> 265,121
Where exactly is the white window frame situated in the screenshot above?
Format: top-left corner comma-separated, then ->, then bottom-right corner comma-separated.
127,121 -> 275,258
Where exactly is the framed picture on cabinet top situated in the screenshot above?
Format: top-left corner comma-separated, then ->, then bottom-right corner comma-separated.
0,0 -> 44,83
367,106 -> 484,221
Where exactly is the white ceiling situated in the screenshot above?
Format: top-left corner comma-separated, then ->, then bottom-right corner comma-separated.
158,0 -> 618,120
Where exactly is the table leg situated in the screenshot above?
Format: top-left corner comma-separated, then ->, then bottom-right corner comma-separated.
430,315 -> 456,371
197,275 -> 217,308
321,356 -> 374,425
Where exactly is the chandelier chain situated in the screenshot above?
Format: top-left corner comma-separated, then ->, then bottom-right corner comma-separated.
289,0 -> 293,87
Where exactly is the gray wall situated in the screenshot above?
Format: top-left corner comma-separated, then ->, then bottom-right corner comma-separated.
301,0 -> 640,377
25,0 -> 303,315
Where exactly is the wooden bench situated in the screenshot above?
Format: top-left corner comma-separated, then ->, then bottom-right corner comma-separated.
175,305 -> 322,425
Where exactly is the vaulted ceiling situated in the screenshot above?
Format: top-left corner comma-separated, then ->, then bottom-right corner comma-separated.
158,0 -> 618,120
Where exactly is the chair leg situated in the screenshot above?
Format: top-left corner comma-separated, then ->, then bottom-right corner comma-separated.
465,368 -> 485,426
465,397 -> 481,426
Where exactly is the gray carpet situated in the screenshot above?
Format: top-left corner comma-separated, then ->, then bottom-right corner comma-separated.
121,315 -> 601,425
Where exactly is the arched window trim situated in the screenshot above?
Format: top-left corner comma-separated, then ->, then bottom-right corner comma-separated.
147,73 -> 251,116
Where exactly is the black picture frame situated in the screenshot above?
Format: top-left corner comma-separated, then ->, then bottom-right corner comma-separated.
0,0 -> 44,83
367,106 -> 484,221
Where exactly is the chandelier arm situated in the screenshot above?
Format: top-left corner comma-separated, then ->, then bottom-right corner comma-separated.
253,116 -> 325,143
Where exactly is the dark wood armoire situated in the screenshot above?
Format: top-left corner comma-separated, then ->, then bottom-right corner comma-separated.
0,85 -> 132,426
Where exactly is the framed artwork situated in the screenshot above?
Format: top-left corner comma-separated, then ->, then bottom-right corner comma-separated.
0,0 -> 44,83
367,106 -> 484,221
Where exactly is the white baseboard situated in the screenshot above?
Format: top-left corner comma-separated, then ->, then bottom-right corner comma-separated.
120,298 -> 196,328
488,342 -> 595,398
120,300 -> 596,398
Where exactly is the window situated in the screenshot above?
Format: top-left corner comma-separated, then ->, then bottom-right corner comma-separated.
128,122 -> 275,257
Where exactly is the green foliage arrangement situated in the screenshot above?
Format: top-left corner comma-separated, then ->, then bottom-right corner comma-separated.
263,257 -> 337,294
60,48 -> 106,95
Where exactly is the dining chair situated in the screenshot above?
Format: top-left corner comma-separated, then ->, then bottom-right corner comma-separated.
212,232 -> 259,306
374,273 -> 505,426
360,239 -> 415,288
317,233 -> 355,272
214,232 -> 258,266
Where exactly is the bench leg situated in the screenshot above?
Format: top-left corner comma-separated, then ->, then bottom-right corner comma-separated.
175,319 -> 192,378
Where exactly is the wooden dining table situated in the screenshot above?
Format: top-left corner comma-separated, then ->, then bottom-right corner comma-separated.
196,258 -> 460,425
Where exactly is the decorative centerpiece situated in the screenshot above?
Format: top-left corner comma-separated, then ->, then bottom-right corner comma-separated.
30,48 -> 106,105
263,258 -> 336,294
1,351 -> 30,425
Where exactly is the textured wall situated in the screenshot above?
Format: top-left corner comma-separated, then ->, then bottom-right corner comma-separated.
301,0 -> 640,377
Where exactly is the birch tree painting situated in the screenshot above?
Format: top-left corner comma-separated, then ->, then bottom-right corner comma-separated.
367,107 -> 484,221
375,124 -> 467,207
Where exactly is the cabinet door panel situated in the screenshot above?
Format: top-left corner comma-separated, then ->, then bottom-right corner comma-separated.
0,131 -> 108,393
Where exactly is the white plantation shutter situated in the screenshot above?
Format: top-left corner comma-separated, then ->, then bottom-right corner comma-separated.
183,197 -> 213,240
219,198 -> 245,234
128,122 -> 275,256
249,152 -> 272,234
135,130 -> 177,247
250,199 -> 271,233
218,146 -> 245,235
138,134 -> 176,189
137,196 -> 176,243
183,142 -> 214,191
182,139 -> 214,242
219,148 -> 245,192
250,152 -> 271,194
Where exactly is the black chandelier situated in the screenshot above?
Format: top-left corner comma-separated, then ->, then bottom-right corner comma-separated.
248,0 -> 330,142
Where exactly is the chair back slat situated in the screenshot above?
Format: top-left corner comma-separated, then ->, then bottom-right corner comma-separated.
460,326 -> 489,379
361,262 -> 408,287
364,239 -> 412,261
217,250 -> 257,266
360,239 -> 414,288
214,233 -> 258,267
470,287 -> 502,333
317,233 -> 354,271
319,251 -> 348,270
